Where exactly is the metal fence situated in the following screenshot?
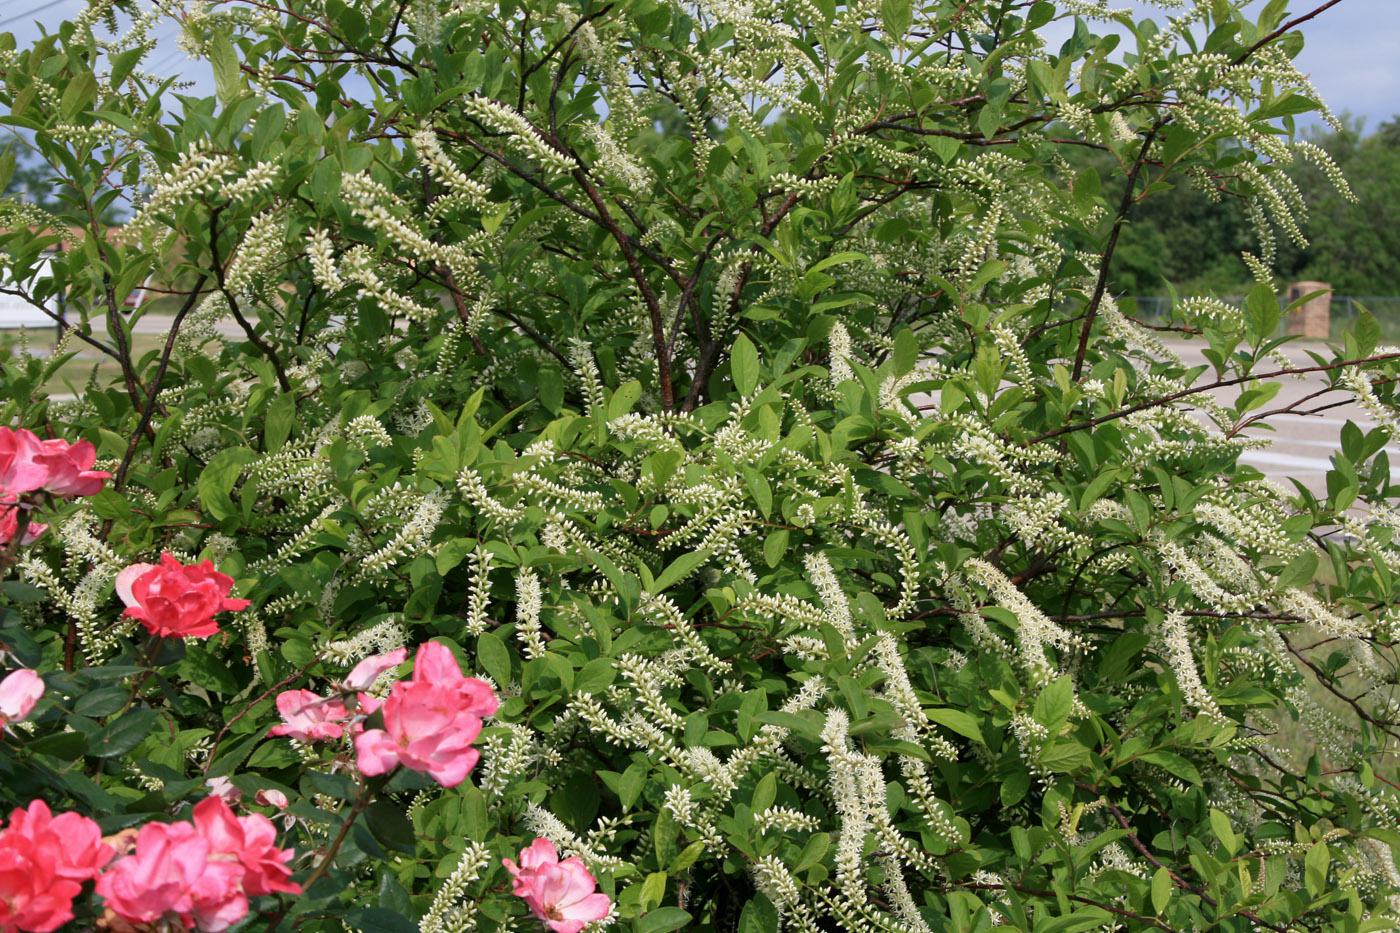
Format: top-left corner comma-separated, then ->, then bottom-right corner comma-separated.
1129,295 -> 1400,342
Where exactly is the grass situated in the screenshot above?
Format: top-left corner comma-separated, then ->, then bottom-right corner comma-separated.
4,325 -> 172,397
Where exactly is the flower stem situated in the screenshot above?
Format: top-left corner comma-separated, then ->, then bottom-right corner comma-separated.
265,787 -> 371,931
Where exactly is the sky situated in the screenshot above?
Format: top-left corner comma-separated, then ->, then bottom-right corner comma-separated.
0,0 -> 1394,131
1042,0 -> 1400,132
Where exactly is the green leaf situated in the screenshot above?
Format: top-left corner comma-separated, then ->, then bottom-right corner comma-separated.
197,448 -> 255,522
617,760 -> 647,810
1151,866 -> 1173,915
1039,908 -> 1116,932
1305,841 -> 1330,897
929,135 -> 960,164
477,630 -> 511,686
209,29 -> 244,105
763,529 -> 789,568
794,832 -> 829,872
436,539 -> 475,576
1353,305 -> 1381,357
640,871 -> 668,912
743,468 -> 773,518
1038,739 -> 1090,773
1032,675 -> 1074,732
732,333 -> 760,396
366,800 -> 416,854
651,549 -> 710,594
1140,751 -> 1202,785
1277,551 -> 1319,589
1245,283 -> 1281,342
584,548 -> 640,614
28,731 -> 88,761
636,907 -> 692,933
671,840 -> 705,871
880,0 -> 911,39
347,908 -> 418,933
924,707 -> 984,744
92,708 -> 158,758
73,686 -> 129,718
109,47 -> 145,88
264,392 -> 296,452
575,657 -> 616,695
738,894 -> 780,933
752,771 -> 777,812
608,380 -> 643,420
1000,770 -> 1030,807
1209,808 -> 1238,854
59,71 -> 97,119
891,327 -> 917,376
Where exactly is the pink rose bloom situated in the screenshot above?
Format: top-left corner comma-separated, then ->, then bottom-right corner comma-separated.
503,838 -> 612,933
0,669 -> 43,728
0,498 -> 45,548
268,690 -> 351,742
343,647 -> 408,691
254,789 -> 288,810
413,640 -> 499,719
191,797 -> 301,897
205,776 -> 241,805
95,821 -> 247,932
0,427 -> 48,495
351,691 -> 383,718
353,642 -> 497,788
116,554 -> 251,639
0,831 -> 82,933
34,437 -> 110,498
3,800 -> 112,881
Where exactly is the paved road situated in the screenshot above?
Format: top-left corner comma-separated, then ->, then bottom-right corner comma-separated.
35,317 -> 1380,493
1168,339 -> 1390,494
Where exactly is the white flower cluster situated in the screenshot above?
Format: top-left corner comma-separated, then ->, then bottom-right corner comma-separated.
462,97 -> 577,175
962,558 -> 1085,685
464,546 -> 495,636
225,209 -> 286,297
514,568 -> 546,659
127,142 -> 240,237
358,490 -> 449,579
582,124 -> 652,192
418,842 -> 491,933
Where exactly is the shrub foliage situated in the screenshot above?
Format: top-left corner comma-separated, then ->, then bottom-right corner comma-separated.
1,0 -> 1399,930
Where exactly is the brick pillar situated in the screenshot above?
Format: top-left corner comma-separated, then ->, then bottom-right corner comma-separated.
1285,281 -> 1331,339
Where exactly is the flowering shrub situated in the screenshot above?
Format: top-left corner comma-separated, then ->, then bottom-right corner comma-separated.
0,0 -> 1399,931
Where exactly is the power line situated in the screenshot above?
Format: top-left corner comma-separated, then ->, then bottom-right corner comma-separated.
0,0 -> 74,29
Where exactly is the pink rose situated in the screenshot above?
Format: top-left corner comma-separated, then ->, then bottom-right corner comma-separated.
254,790 -> 294,831
95,820 -> 248,932
353,641 -> 497,788
191,797 -> 301,897
0,428 -> 48,495
205,776 -> 241,805
0,669 -> 43,728
268,690 -> 351,742
502,838 -> 612,933
342,647 -> 408,691
0,831 -> 82,933
254,789 -> 288,810
116,554 -> 251,639
0,497 -> 45,548
3,799 -> 112,881
33,438 -> 110,498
